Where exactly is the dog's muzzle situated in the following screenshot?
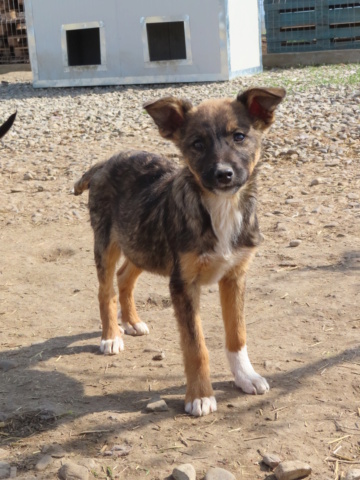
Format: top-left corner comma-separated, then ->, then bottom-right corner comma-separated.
201,164 -> 246,193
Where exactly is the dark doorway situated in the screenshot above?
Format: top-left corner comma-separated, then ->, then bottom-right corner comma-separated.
146,21 -> 186,61
66,27 -> 101,66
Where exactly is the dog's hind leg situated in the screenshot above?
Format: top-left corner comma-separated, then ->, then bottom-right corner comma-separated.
116,259 -> 149,336
95,241 -> 123,354
170,270 -> 217,417
219,259 -> 269,395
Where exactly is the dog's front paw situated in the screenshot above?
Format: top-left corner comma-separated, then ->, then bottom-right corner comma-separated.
121,321 -> 149,336
185,396 -> 217,417
234,370 -> 269,395
227,346 -> 269,395
100,336 -> 124,355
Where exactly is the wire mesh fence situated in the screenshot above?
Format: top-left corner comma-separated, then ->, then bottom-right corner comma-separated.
263,0 -> 360,54
0,0 -> 29,64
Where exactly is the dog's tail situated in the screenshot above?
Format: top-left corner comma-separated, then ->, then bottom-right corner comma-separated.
73,162 -> 106,195
0,112 -> 17,139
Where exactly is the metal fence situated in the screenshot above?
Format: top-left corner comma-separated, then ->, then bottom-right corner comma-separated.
0,0 -> 29,64
263,0 -> 360,53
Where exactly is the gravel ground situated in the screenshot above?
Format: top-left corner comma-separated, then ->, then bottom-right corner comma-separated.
0,64 -> 359,228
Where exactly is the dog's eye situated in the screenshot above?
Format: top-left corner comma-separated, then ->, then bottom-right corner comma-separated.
233,132 -> 245,143
193,140 -> 205,151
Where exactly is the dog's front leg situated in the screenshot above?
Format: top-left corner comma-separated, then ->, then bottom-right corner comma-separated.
219,264 -> 269,395
170,272 -> 217,417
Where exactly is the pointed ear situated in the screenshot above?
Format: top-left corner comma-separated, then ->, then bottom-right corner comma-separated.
237,87 -> 286,127
143,97 -> 192,139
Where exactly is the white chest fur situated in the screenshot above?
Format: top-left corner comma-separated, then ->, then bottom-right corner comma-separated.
196,194 -> 244,284
203,194 -> 242,257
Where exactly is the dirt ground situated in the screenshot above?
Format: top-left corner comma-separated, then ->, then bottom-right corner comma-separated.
0,69 -> 359,480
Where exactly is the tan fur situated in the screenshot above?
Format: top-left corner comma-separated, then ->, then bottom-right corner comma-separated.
219,251 -> 255,352
117,259 -> 142,328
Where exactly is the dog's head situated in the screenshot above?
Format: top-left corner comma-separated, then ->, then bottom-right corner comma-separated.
144,88 -> 285,195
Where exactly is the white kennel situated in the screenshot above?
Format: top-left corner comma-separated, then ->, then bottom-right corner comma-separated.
24,0 -> 263,88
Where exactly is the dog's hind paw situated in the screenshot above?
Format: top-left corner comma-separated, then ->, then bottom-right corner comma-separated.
227,346 -> 269,395
185,396 -> 217,417
100,336 -> 124,355
122,321 -> 149,336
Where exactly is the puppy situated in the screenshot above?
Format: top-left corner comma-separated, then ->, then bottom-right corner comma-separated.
0,112 -> 16,139
74,87 -> 285,416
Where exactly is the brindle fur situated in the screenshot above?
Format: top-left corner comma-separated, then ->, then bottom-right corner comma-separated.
74,87 -> 285,416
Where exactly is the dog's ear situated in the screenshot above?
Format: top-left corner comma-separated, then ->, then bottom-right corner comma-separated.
237,88 -> 286,127
143,97 -> 193,139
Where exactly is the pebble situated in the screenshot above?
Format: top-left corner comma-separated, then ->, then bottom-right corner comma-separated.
0,462 -> 10,479
35,454 -> 53,471
345,470 -> 360,480
310,178 -> 324,186
145,398 -> 169,412
204,467 -> 236,480
42,443 -> 66,458
58,462 -> 89,480
274,460 -> 312,480
172,463 -> 196,480
152,351 -> 165,361
0,360 -> 17,371
262,452 -> 282,468
289,240 -> 301,247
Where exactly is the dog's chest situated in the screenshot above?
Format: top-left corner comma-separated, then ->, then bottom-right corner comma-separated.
199,195 -> 244,284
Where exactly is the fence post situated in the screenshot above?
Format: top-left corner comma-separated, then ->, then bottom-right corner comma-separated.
316,0 -> 330,51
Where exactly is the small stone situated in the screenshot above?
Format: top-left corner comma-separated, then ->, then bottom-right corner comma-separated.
35,454 -> 53,471
58,462 -> 89,480
262,453 -> 282,468
172,463 -> 196,480
0,360 -> 17,371
348,193 -> 359,200
23,172 -> 34,180
274,460 -> 311,480
310,178 -> 324,186
0,461 -> 11,480
42,443 -> 66,458
0,450 -> 7,460
145,399 -> 169,412
152,351 -> 165,361
345,469 -> 360,480
204,467 -> 236,480
276,222 -> 288,232
289,240 -> 301,247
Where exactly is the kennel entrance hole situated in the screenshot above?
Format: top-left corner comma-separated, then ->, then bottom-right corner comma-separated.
146,21 -> 187,61
66,27 -> 101,66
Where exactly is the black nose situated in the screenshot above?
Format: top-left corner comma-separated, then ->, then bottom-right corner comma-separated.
215,166 -> 234,185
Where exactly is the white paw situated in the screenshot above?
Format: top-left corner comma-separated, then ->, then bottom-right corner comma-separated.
122,321 -> 149,336
185,396 -> 217,417
100,336 -> 124,355
226,346 -> 269,395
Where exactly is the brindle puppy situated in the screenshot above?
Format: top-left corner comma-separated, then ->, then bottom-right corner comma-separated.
0,112 -> 16,139
74,87 -> 285,416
